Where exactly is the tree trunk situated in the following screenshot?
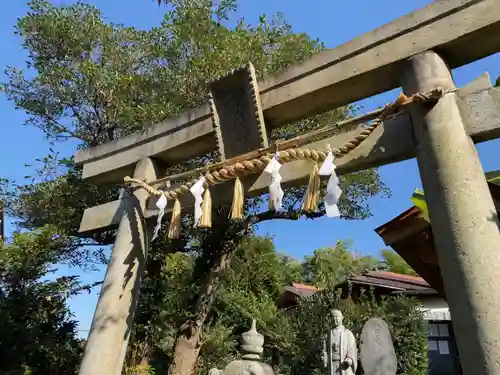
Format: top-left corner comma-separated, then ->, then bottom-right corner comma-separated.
167,330 -> 202,375
167,208 -> 243,375
127,342 -> 153,375
167,245 -> 236,375
166,209 -> 300,375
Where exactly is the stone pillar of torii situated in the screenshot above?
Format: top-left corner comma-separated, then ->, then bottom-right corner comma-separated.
74,2 -> 500,375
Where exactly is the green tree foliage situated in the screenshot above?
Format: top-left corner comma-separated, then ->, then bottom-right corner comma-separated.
131,236 -> 297,374
126,251 -> 195,375
0,227 -> 87,375
302,240 -> 380,287
2,0 -> 388,238
283,288 -> 427,375
197,236 -> 297,375
143,236 -> 426,375
3,1 -> 389,373
381,249 -> 419,276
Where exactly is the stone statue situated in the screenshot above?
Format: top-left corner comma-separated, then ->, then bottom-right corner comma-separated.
323,309 -> 358,375
208,319 -> 275,375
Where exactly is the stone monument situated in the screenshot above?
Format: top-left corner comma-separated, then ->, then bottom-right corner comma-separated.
359,317 -> 397,375
323,309 -> 358,375
208,319 -> 275,375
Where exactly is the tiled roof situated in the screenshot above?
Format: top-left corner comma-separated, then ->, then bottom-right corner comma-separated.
345,270 -> 436,295
282,271 -> 436,299
374,271 -> 427,283
283,285 -> 318,298
291,282 -> 320,291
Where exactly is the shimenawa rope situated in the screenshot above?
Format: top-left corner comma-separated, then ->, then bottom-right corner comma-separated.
124,87 -> 450,238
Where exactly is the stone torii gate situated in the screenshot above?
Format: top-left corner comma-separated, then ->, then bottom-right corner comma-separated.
75,1 -> 500,375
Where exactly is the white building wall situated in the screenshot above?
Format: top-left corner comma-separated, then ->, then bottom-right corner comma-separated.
419,296 -> 451,321
417,296 -> 458,369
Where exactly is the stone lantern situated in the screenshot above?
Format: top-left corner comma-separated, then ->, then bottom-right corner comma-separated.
208,319 -> 275,375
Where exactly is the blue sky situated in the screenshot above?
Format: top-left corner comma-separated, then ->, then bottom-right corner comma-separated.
1,0 -> 500,336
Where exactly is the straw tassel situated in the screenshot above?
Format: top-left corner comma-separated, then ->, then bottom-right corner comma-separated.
167,198 -> 182,239
199,185 -> 212,228
231,177 -> 244,220
302,163 -> 320,212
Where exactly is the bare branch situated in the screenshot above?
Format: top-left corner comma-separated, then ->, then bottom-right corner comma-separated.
251,209 -> 324,225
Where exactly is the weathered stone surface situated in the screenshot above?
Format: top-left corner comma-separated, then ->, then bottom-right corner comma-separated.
324,309 -> 357,375
74,2 -> 500,375
78,110 -> 411,233
260,0 -> 500,126
359,317 -> 397,375
210,63 -> 268,160
78,158 -> 158,375
208,320 -> 275,375
74,0 -> 500,184
78,104 -> 214,184
402,50 -> 500,375
78,79 -> 500,234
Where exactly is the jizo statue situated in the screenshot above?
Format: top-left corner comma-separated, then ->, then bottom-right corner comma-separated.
323,309 -> 358,375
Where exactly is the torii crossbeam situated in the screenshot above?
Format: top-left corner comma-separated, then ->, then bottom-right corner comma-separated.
75,2 -> 500,375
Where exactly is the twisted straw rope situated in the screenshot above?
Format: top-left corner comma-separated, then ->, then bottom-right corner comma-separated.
124,88 -> 448,200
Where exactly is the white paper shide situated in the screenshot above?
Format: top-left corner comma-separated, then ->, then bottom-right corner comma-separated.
318,150 -> 342,218
190,177 -> 206,227
264,154 -> 284,211
152,193 -> 167,241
